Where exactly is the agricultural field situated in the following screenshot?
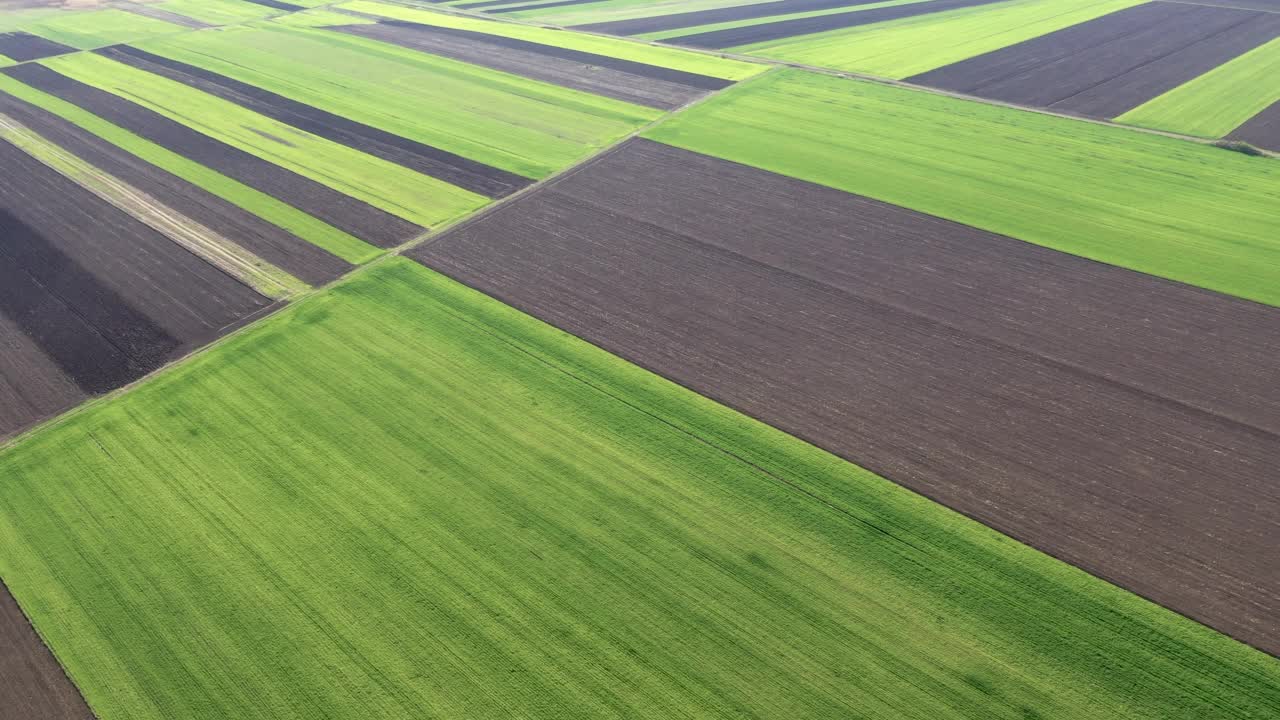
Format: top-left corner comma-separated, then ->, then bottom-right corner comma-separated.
647,70 -> 1280,305
1,1 -> 1278,719
2,258 -> 1279,719
414,135 -> 1280,655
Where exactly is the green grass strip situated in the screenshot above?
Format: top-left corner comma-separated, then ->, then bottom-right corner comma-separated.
0,9 -> 186,50
338,0 -> 767,81
134,22 -> 660,178
647,70 -> 1280,306
637,0 -> 936,41
736,0 -> 1144,79
269,8 -> 377,27
0,75 -> 380,264
43,51 -> 488,228
2,257 -> 1277,719
1118,36 -> 1280,138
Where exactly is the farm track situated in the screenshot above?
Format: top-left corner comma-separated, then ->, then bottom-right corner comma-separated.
0,63 -> 422,248
0,578 -> 92,720
97,44 -> 531,198
116,2 -> 214,29
331,20 -> 730,109
0,89 -> 352,285
415,138 -> 1280,655
909,1 -> 1280,118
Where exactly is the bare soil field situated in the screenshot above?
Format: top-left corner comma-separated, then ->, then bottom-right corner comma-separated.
415,138 -> 1280,655
0,31 -> 73,61
572,0 -> 883,35
1,62 -> 422,248
98,45 -> 531,197
0,88 -> 352,285
0,579 -> 92,720
0,138 -> 273,438
909,1 -> 1280,118
1228,97 -> 1280,150
244,0 -> 303,10
331,21 -> 730,110
663,0 -> 1007,49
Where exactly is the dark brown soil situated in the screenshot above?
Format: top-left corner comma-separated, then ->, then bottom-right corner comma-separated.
414,138 -> 1280,657
96,45 -> 532,198
243,0 -> 304,10
0,579 -> 93,720
331,22 -> 724,110
571,0 -> 886,35
0,137 -> 272,438
661,0 -> 1007,49
0,89 -> 353,285
1,63 -> 421,248
909,2 -> 1280,118
0,32 -> 73,62
1228,98 -> 1280,152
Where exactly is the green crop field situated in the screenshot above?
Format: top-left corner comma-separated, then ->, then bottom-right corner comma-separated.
153,0 -> 287,25
44,51 -> 489,228
0,8 -> 184,49
647,70 -> 1280,306
1,258 -> 1277,719
134,22 -> 664,179
336,1 -> 766,81
736,0 -> 1142,78
0,73 -> 381,264
1117,37 -> 1280,139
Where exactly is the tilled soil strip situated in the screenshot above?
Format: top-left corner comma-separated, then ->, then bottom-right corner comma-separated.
0,578 -> 94,720
571,0 -> 884,35
0,90 -> 351,285
0,32 -> 75,63
660,0 -> 1008,49
330,22 -> 722,110
0,63 -> 421,248
244,0 -> 307,11
414,138 -> 1280,656
97,45 -> 531,198
908,1 -> 1280,117
3,90 -> 350,283
1228,97 -> 1280,151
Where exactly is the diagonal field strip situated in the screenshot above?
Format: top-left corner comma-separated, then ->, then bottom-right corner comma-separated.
1,258 -> 1278,719
0,113 -> 306,299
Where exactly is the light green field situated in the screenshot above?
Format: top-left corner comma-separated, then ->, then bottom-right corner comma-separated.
647,70 -> 1280,307
0,75 -> 379,264
153,0 -> 286,25
638,0 -> 936,41
1118,37 -> 1280,138
0,9 -> 184,49
43,52 -> 488,228
3,257 -> 1278,719
337,0 -> 766,81
133,23 -> 662,178
737,0 -> 1143,78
